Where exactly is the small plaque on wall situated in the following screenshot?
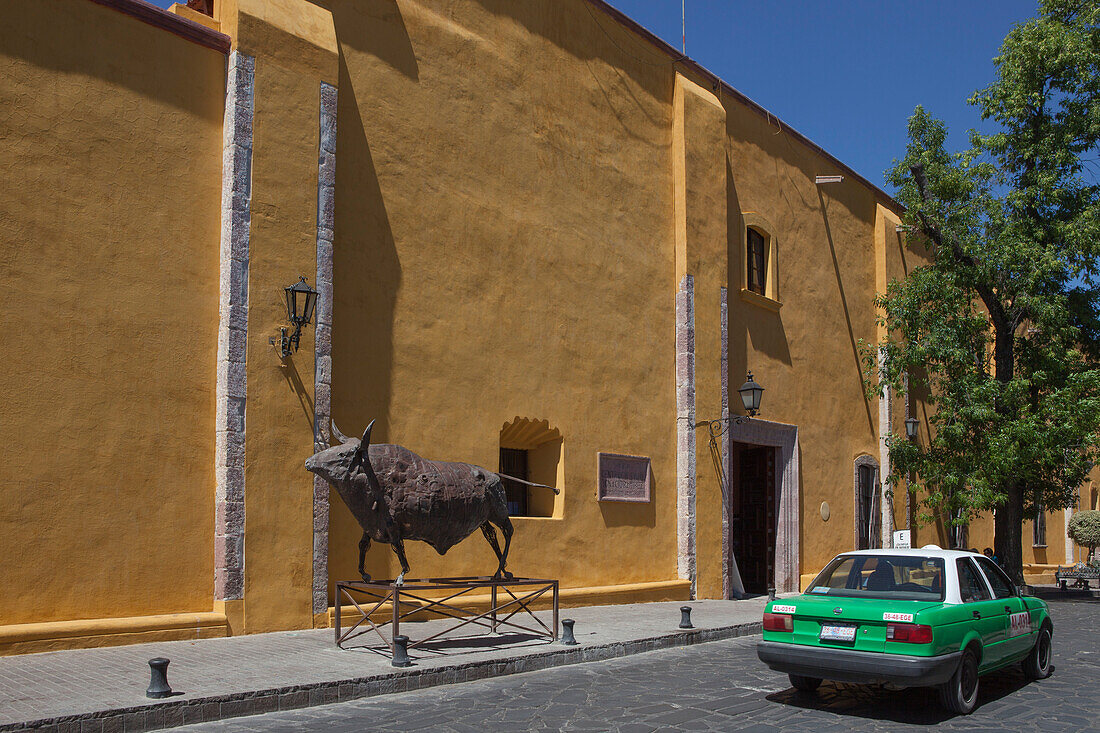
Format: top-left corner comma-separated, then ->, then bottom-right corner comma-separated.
597,453 -> 652,503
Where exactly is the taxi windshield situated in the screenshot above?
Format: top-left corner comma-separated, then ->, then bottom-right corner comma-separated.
808,555 -> 945,601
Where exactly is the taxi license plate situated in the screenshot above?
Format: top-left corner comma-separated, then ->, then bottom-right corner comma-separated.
820,624 -> 856,642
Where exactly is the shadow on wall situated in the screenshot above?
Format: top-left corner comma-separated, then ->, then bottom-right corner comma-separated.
469,0 -> 670,103
326,43 -> 405,587
279,347 -> 315,431
329,0 -> 419,81
1,1 -> 225,119
818,189 -> 875,440
599,474 -> 657,528
725,156 -> 792,368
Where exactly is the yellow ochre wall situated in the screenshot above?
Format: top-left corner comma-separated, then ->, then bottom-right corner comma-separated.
326,0 -> 680,597
307,0 -> 905,605
0,0 -> 225,625
0,0 -> 939,651
221,0 -> 913,623
715,104 -> 898,596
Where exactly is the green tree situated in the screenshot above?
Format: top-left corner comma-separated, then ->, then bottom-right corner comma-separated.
1067,510 -> 1100,562
871,0 -> 1100,583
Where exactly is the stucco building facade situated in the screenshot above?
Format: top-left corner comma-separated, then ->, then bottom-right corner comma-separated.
0,0 -> 1089,654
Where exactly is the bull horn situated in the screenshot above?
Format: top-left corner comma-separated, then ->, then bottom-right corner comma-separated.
331,420 -> 351,443
352,420 -> 378,460
352,420 -> 383,495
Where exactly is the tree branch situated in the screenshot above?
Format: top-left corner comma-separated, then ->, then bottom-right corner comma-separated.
910,163 -> 1010,329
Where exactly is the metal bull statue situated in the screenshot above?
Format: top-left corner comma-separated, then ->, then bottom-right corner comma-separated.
305,420 -> 559,585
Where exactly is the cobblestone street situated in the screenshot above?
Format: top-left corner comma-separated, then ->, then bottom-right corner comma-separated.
176,597 -> 1099,732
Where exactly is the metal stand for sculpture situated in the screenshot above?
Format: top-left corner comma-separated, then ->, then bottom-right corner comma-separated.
334,575 -> 560,657
306,420 -> 559,585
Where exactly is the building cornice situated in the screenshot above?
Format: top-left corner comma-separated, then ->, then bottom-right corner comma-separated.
88,0 -> 230,53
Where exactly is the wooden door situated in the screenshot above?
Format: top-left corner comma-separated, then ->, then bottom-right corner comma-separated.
733,444 -> 776,594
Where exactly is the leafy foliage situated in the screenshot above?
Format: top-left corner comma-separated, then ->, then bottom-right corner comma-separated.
1067,510 -> 1100,558
869,0 -> 1100,581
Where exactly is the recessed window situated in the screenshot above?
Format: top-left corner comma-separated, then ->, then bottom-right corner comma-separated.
854,456 -> 879,550
747,228 -> 767,295
498,418 -> 564,518
499,448 -> 529,516
740,213 -> 779,308
1033,505 -> 1047,547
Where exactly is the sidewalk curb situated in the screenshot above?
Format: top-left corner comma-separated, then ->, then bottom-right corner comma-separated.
2,622 -> 761,732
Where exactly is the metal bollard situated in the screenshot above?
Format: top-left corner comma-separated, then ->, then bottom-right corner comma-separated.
392,635 -> 413,667
146,658 -> 173,699
767,587 -> 776,601
679,606 -> 694,629
560,618 -> 578,645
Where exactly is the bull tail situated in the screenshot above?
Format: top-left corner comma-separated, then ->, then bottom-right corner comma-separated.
497,472 -> 560,495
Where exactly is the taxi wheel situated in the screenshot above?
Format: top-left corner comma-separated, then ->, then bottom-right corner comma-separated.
938,648 -> 979,715
1022,625 -> 1053,680
788,674 -> 822,692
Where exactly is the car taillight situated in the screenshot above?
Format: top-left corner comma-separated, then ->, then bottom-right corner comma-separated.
886,623 -> 933,643
763,613 -> 793,632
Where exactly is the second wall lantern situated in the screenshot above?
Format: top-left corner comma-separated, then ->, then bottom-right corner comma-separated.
271,276 -> 318,357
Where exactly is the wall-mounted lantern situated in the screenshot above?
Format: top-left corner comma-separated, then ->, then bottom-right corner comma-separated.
904,416 -> 919,441
270,276 -> 318,357
738,372 -> 764,417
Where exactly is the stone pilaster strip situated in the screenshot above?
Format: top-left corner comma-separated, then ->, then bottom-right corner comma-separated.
719,287 -> 735,599
312,81 -> 337,616
214,51 -> 254,603
675,275 -> 696,597
1064,508 -> 1075,564
877,347 -> 894,548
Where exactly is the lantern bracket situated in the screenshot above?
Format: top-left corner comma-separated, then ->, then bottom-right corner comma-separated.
270,276 -> 318,358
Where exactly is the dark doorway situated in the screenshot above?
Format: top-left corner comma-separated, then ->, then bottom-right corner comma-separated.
731,443 -> 777,595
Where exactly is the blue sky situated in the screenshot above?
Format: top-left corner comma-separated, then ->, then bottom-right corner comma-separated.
156,0 -> 1040,191
607,0 -> 1038,190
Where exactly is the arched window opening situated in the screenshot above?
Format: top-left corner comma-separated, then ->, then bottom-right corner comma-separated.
499,418 -> 564,518
740,213 -> 780,308
854,455 -> 880,550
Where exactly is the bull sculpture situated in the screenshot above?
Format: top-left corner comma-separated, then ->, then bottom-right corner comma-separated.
305,420 -> 559,584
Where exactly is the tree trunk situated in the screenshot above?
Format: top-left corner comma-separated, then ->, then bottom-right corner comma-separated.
991,326 -> 1025,584
994,483 -> 1025,585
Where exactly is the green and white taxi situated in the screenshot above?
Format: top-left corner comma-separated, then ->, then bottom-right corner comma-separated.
756,547 -> 1053,714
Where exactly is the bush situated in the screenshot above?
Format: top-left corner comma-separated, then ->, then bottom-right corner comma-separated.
1068,510 -> 1100,563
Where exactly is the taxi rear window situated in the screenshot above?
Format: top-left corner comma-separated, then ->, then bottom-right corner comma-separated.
808,555 -> 945,601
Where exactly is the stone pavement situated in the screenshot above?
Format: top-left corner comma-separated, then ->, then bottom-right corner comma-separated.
175,595 -> 1100,732
0,598 -> 769,732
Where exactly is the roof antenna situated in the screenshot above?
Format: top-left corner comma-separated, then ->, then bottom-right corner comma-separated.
682,0 -> 686,55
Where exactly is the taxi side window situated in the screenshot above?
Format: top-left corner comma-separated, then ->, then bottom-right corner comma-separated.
957,559 -> 991,603
975,556 -> 1015,599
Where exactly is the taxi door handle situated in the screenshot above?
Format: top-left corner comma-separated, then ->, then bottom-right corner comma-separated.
1005,606 -> 1012,612
972,610 -> 981,619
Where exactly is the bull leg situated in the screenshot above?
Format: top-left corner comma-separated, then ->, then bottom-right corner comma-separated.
491,517 -> 514,580
358,532 -> 372,583
390,537 -> 410,586
481,522 -> 505,569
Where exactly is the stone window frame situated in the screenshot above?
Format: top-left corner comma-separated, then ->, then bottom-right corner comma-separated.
853,455 -> 880,550
740,212 -> 781,312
